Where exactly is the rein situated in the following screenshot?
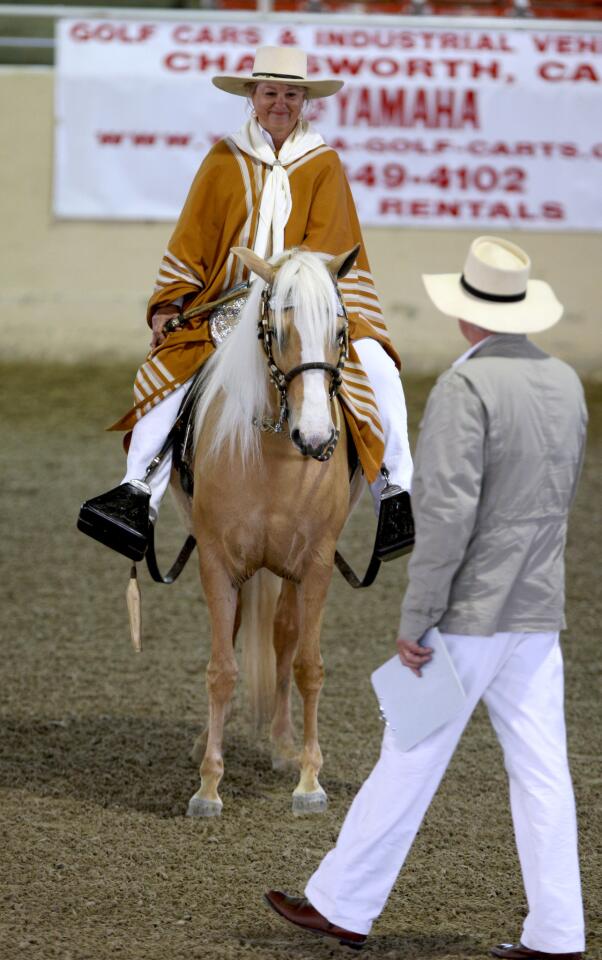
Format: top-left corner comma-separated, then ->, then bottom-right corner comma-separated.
254,282 -> 349,461
164,284 -> 251,332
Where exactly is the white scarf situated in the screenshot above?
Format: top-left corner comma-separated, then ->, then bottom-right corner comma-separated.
229,117 -> 324,260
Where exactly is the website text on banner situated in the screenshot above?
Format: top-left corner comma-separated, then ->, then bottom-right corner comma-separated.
54,20 -> 602,230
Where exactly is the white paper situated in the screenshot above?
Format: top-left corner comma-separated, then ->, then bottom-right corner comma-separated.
371,627 -> 467,752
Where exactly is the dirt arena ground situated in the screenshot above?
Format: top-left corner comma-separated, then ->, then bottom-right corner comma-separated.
1,364 -> 600,960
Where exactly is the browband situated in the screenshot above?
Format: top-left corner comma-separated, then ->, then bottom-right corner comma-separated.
461,274 -> 526,303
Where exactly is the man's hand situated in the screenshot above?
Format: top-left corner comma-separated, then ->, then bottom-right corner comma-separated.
150,307 -> 180,349
396,635 -> 433,678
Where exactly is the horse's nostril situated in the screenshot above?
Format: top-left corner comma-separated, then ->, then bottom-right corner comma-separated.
291,428 -> 301,445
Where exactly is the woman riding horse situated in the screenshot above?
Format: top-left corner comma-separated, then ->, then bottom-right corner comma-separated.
79,45 -> 413,551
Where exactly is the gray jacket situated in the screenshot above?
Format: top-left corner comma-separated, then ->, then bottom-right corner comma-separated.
399,334 -> 587,641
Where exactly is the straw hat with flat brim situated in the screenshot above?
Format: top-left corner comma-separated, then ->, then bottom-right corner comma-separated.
422,236 -> 563,334
212,45 -> 344,100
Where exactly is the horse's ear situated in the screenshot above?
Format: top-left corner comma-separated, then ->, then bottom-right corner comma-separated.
231,247 -> 276,285
327,244 -> 361,280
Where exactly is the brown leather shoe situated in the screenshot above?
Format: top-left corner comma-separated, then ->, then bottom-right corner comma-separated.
491,943 -> 583,959
264,890 -> 366,949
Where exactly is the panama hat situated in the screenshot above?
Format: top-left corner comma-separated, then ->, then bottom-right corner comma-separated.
422,236 -> 563,334
212,46 -> 343,100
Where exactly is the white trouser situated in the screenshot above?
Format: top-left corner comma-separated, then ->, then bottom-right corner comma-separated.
122,339 -> 412,515
305,631 -> 585,954
122,381 -> 192,513
354,338 -> 413,501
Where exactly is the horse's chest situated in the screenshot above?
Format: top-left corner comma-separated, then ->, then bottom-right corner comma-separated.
199,499 -> 328,583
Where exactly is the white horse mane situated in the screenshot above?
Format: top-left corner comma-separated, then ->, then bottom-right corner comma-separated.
192,248 -> 340,465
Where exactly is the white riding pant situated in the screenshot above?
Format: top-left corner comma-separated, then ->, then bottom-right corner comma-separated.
122,381 -> 192,514
305,631 -> 585,954
122,338 -> 413,514
354,337 -> 413,502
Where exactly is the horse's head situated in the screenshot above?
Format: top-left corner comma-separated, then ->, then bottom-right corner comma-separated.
232,245 -> 359,460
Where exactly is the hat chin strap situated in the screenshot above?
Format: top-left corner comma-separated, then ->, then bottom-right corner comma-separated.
461,274 -> 526,303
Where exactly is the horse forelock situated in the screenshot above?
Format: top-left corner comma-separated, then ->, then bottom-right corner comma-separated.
270,251 -> 338,350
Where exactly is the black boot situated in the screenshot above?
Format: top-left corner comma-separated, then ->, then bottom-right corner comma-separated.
77,481 -> 152,561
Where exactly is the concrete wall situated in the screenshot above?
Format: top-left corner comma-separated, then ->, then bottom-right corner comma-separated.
2,67 -> 601,376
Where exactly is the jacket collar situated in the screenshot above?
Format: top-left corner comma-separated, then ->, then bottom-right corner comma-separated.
467,333 -> 549,362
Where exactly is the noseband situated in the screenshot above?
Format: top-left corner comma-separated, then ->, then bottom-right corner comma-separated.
254,282 -> 349,461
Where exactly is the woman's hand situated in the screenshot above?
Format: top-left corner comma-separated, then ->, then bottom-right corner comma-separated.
396,635 -> 433,678
150,306 -> 180,349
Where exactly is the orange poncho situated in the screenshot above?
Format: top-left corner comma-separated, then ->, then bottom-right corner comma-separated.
111,138 -> 400,483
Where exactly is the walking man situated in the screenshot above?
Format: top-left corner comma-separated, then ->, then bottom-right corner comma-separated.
265,236 -> 588,959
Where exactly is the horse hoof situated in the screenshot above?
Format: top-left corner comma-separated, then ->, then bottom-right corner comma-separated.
292,789 -> 328,816
186,795 -> 223,818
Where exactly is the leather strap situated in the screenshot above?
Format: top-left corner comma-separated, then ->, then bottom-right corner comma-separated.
145,524 -> 197,585
181,283 -> 250,323
143,373 -> 203,584
334,549 -> 382,589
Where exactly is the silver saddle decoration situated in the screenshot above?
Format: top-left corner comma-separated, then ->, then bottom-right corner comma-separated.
208,282 -> 250,346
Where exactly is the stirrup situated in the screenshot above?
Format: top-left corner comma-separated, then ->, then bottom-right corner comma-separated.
77,481 -> 152,562
374,468 -> 415,561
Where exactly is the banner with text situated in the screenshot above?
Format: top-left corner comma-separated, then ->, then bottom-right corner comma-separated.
54,19 -> 602,229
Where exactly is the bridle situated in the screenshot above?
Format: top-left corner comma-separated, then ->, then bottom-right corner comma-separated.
254,280 -> 349,461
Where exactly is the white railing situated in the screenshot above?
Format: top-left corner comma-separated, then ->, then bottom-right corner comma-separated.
2,2 -> 602,26
0,1 -> 600,58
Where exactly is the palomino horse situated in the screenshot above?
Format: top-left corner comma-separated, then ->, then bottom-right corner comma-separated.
186,245 -> 361,818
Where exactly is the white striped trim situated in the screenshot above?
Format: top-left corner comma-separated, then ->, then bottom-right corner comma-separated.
339,280 -> 380,296
341,294 -> 383,314
235,160 -> 262,285
224,139 -> 255,288
150,354 -> 174,382
358,315 -> 388,335
342,375 -> 377,397
140,362 -> 165,391
157,265 -> 202,287
285,145 -> 334,178
156,249 -> 204,286
353,306 -> 386,324
164,250 -> 197,277
135,370 -> 156,400
340,293 -> 383,312
340,396 -> 384,442
344,281 -> 380,297
252,155 -> 265,197
342,390 -> 382,420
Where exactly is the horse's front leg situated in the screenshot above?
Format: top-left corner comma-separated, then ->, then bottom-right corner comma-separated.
190,595 -> 242,766
187,559 -> 238,819
291,559 -> 333,815
270,580 -> 299,772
